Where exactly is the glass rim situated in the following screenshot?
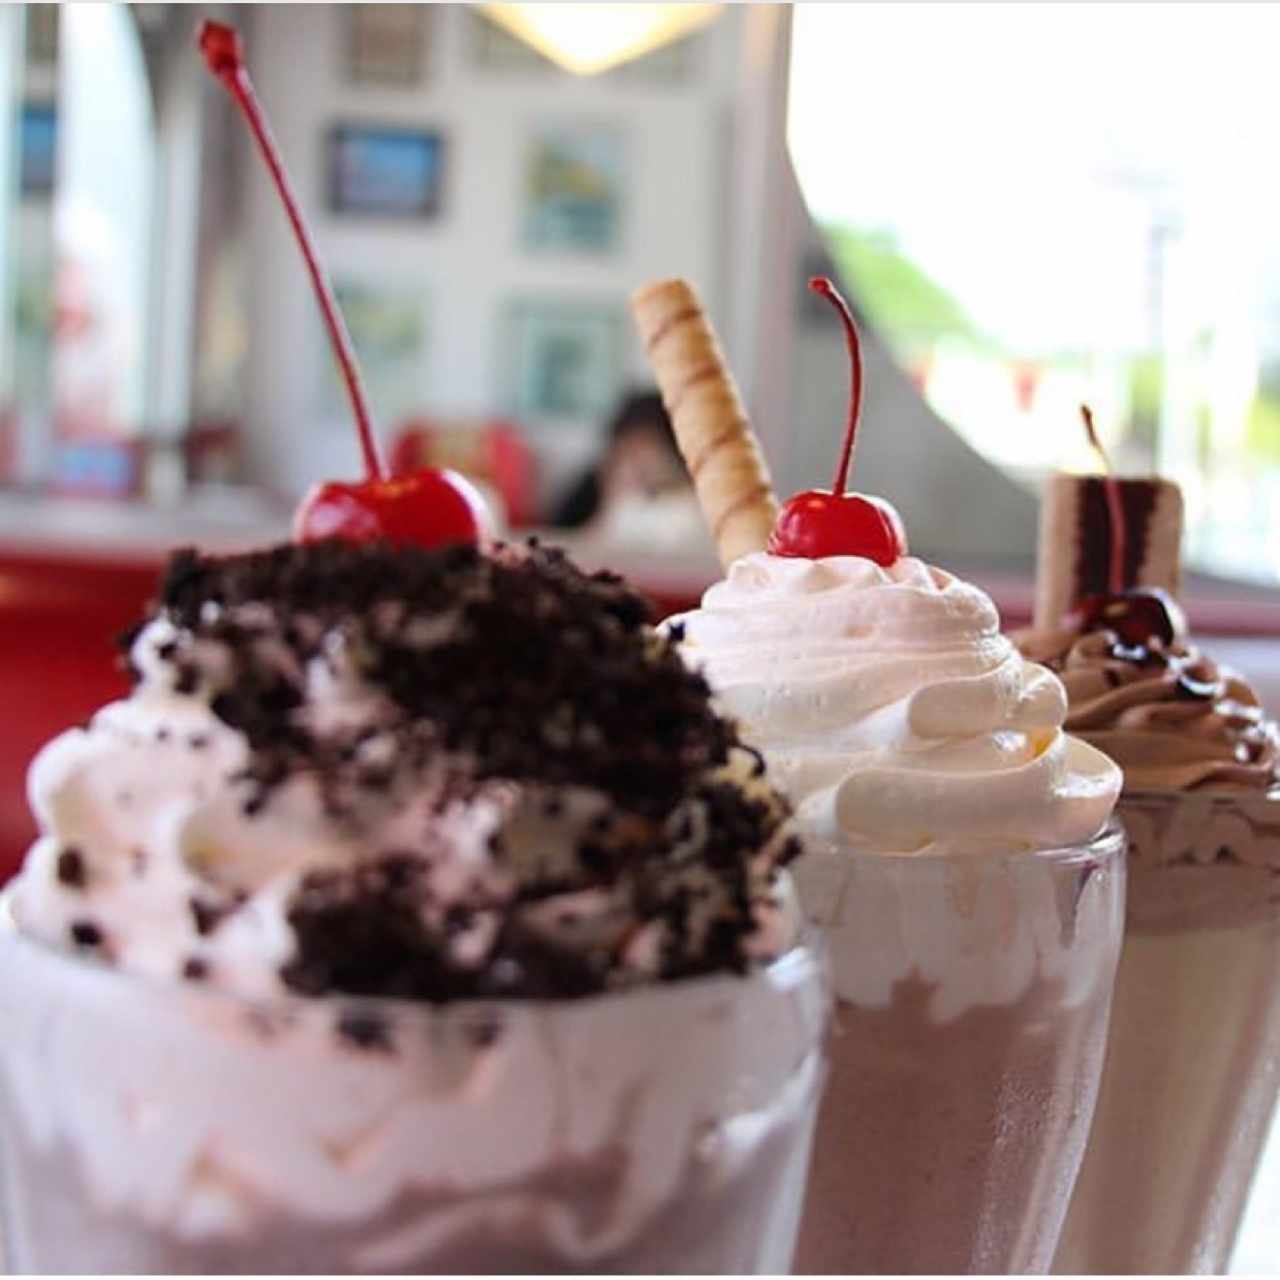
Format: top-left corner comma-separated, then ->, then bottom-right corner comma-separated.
0,896 -> 825,1027
821,819 -> 1126,870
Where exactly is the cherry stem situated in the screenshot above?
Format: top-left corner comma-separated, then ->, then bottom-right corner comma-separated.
198,22 -> 384,482
809,277 -> 864,497
1080,403 -> 1126,596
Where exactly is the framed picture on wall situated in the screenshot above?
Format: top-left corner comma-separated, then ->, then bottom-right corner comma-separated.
328,124 -> 445,218
346,5 -> 430,87
19,104 -> 56,195
506,300 -> 623,423
326,278 -> 428,424
523,127 -> 624,253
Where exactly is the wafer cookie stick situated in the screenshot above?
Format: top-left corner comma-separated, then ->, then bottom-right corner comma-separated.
1033,473 -> 1184,628
631,279 -> 777,569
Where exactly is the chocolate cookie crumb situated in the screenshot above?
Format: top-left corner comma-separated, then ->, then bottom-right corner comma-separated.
56,847 -> 86,889
468,1014 -> 501,1048
190,897 -> 237,937
117,540 -> 797,1004
173,664 -> 199,695
337,1009 -> 392,1052
140,541 -> 730,819
70,920 -> 103,948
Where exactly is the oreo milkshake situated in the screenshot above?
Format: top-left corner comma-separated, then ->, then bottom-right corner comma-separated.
1019,588 -> 1280,1274
0,540 -> 826,1274
672,551 -> 1124,1273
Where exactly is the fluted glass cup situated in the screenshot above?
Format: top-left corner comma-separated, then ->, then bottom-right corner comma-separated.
790,826 -> 1126,1275
0,916 -> 828,1275
1055,789 -> 1280,1275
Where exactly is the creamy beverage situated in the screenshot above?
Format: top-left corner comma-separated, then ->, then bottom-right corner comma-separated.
1020,606 -> 1280,1274
672,550 -> 1124,1273
0,540 -> 827,1274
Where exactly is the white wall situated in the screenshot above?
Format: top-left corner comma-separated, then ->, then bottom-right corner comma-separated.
235,3 -> 1038,563
241,4 -> 742,503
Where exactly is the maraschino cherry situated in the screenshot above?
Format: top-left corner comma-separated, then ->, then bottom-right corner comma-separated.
1071,404 -> 1186,652
767,278 -> 906,565
198,22 -> 487,550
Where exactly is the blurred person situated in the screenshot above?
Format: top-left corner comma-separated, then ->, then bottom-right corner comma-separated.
552,390 -> 697,539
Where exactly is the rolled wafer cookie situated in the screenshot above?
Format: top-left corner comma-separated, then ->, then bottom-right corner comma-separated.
1033,472 -> 1184,628
631,279 -> 777,569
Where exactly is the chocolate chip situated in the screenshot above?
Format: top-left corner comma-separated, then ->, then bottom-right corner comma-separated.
182,957 -> 209,981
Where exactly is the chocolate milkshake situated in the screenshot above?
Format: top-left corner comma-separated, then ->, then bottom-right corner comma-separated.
673,551 -> 1125,1273
638,275 -> 1125,1273
0,540 -> 827,1274
1019,581 -> 1280,1274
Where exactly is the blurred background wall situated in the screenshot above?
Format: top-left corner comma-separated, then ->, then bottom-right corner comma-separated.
0,2 -> 1040,564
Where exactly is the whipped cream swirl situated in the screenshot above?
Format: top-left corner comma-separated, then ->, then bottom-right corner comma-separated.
671,553 -> 1120,855
1016,626 -> 1279,792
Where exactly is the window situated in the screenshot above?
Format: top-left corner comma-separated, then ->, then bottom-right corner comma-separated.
790,3 -> 1280,586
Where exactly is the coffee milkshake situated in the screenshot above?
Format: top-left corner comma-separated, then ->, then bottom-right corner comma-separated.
1019,583 -> 1280,1274
0,540 -> 827,1273
673,550 -> 1125,1273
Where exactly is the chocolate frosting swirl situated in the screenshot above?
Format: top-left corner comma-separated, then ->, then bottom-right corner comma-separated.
1015,625 -> 1278,792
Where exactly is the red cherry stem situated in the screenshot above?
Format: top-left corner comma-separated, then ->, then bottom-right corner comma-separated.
809,277 -> 864,497
198,22 -> 384,482
1080,403 -> 1125,596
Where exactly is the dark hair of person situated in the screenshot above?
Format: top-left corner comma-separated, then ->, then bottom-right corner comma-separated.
551,389 -> 679,529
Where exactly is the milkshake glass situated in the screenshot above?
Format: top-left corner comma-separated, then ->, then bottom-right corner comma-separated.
1053,787 -> 1280,1274
792,829 -> 1124,1273
672,551 -> 1125,1273
0,919 -> 827,1274
1016,605 -> 1280,1274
